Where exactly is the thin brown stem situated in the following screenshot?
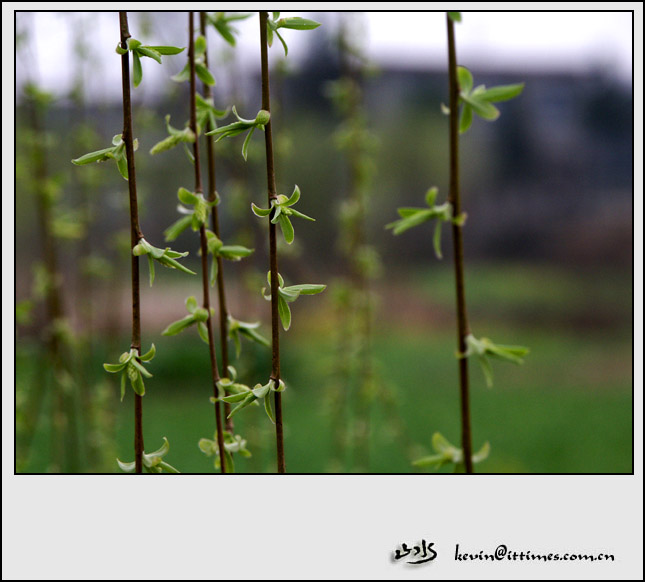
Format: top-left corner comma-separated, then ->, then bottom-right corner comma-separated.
447,14 -> 473,474
260,11 -> 285,473
119,11 -> 144,473
200,12 -> 233,430
189,12 -> 227,472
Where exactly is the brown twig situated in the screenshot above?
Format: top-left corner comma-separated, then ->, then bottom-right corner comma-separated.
189,12 -> 227,472
260,11 -> 285,473
447,14 -> 473,474
119,11 -> 144,473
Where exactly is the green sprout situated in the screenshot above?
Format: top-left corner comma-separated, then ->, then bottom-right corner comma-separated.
72,133 -> 137,181
459,334 -> 530,388
103,344 -> 156,400
149,115 -> 195,156
117,437 -> 180,473
266,12 -> 321,56
412,432 -> 490,471
386,187 -> 466,259
227,315 -> 270,358
206,12 -> 253,46
115,38 -> 185,87
205,106 -> 270,160
199,430 -> 251,473
217,376 -> 286,424
206,231 -> 253,286
132,237 -> 196,286
453,66 -> 524,134
171,34 -> 215,86
251,185 -> 315,245
163,187 -> 219,242
261,272 -> 326,331
161,296 -> 210,342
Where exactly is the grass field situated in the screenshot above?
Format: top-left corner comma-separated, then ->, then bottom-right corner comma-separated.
16,262 -> 633,474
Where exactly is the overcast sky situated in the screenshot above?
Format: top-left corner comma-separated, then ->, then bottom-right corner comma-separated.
11,8 -> 634,105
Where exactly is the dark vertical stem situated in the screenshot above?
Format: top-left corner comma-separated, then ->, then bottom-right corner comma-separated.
260,11 -> 285,473
189,12 -> 227,472
447,15 -> 473,474
119,11 -> 144,474
200,12 -> 233,431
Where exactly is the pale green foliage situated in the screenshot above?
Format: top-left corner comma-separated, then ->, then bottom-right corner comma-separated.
149,115 -> 195,155
103,344 -> 156,400
227,315 -> 270,358
205,106 -> 270,160
455,66 -> 524,133
206,231 -> 254,286
116,38 -> 184,87
132,237 -> 196,286
117,437 -> 180,473
386,187 -> 466,259
266,12 -> 321,56
199,430 -> 251,472
162,296 -> 210,341
171,34 -> 215,86
72,134 -> 138,181
164,187 -> 218,241
459,334 -> 530,388
217,376 -> 286,423
261,272 -> 326,331
251,185 -> 315,244
206,12 -> 252,46
412,432 -> 490,470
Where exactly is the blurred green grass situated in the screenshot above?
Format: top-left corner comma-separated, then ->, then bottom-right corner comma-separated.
16,262 -> 633,473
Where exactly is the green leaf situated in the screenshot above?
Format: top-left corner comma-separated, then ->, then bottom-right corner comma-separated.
103,362 -> 127,373
136,46 -> 162,63
71,147 -> 114,165
139,344 -> 156,361
132,51 -> 142,87
386,209 -> 434,235
131,369 -> 145,396
277,17 -> 321,30
185,296 -> 198,313
195,63 -> 215,86
130,358 -> 153,379
164,215 -> 193,242
278,214 -> 295,244
241,125 -> 256,160
457,66 -> 473,94
433,220 -> 444,259
218,245 -> 254,261
264,391 -> 276,423
459,103 -> 473,134
448,12 -> 462,22
252,203 -> 271,217
462,94 -> 500,120
120,372 -> 126,402
178,187 -> 199,205
171,62 -> 190,83
479,83 -> 524,103
277,294 -> 291,331
148,45 -> 185,55
162,314 -> 197,336
117,458 -> 136,473
283,284 -> 326,295
472,441 -> 490,464
197,321 -> 209,344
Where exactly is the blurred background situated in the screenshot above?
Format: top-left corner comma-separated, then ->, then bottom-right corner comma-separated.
14,11 -> 633,473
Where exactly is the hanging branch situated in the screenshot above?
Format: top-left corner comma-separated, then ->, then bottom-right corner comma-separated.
259,11 -> 285,473
199,12 -> 233,431
118,11 -> 146,474
188,11 -> 228,472
446,13 -> 474,474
